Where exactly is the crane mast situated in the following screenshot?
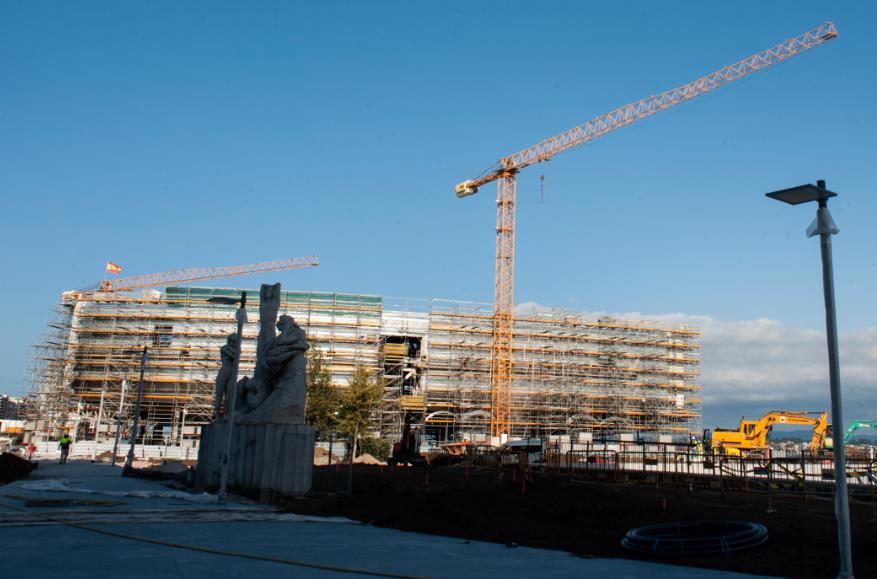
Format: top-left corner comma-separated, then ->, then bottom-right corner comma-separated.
456,22 -> 838,439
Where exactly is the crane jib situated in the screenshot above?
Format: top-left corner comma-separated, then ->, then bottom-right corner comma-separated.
455,21 -> 837,194
83,256 -> 320,294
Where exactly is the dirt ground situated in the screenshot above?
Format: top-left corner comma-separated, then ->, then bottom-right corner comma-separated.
282,464 -> 877,578
0,452 -> 37,483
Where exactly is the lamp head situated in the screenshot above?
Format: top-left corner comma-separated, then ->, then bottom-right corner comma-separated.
207,297 -> 238,305
207,291 -> 247,307
766,181 -> 837,206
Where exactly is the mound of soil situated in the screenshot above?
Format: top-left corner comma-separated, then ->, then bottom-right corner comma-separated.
94,451 -> 117,463
313,447 -> 343,466
352,453 -> 384,465
283,465 -> 877,579
0,452 -> 37,484
122,460 -> 195,483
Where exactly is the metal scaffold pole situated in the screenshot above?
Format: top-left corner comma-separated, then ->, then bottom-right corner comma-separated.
112,379 -> 128,465
92,390 -> 105,461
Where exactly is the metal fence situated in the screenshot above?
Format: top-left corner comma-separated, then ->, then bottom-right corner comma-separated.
310,432 -> 354,496
545,443 -> 877,500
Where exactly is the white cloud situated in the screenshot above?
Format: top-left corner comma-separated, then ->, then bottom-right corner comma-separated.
515,302 -> 877,422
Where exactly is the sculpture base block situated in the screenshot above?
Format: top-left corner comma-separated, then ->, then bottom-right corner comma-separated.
196,422 -> 314,497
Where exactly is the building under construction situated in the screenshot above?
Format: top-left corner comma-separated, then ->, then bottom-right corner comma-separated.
29,287 -> 700,445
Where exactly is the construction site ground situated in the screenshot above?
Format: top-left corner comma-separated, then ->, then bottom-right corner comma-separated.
0,460 -> 766,578
284,464 -> 877,579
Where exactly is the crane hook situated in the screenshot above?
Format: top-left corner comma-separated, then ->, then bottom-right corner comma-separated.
540,174 -> 544,205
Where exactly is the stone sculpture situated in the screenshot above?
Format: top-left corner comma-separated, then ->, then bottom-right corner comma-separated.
242,282 -> 282,411
197,282 -> 315,496
212,283 -> 311,423
213,333 -> 239,419
240,314 -> 309,423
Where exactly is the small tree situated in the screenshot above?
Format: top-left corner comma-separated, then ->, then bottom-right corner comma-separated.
338,365 -> 382,459
305,347 -> 341,433
359,437 -> 391,461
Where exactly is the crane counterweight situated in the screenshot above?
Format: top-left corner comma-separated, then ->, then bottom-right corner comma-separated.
455,181 -> 478,197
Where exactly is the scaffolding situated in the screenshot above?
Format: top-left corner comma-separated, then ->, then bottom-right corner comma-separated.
28,287 -> 382,443
424,301 -> 700,442
28,288 -> 699,444
378,299 -> 430,440
27,302 -> 77,435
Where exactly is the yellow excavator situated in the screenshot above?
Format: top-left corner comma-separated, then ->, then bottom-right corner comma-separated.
705,411 -> 829,456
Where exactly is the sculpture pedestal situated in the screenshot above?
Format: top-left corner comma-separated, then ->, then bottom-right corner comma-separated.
197,421 -> 314,497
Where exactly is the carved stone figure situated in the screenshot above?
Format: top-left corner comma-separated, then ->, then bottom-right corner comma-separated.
240,314 -> 309,423
239,283 -> 282,413
213,333 -> 239,419
227,282 -> 311,422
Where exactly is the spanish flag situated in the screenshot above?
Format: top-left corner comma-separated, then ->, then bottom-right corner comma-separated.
105,262 -> 122,274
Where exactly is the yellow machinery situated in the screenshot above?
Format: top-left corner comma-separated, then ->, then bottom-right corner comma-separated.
707,411 -> 829,456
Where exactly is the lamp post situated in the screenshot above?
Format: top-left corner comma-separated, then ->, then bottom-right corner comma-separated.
207,292 -> 248,502
180,407 -> 188,446
73,400 -> 83,443
92,389 -> 106,461
123,346 -> 148,474
111,379 -> 128,465
766,179 -> 853,579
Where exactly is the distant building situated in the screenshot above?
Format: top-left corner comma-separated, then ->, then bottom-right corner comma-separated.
0,395 -> 23,419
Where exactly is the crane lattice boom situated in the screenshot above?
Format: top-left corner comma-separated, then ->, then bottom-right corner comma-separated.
457,21 -> 837,197
87,256 -> 320,293
456,22 -> 838,439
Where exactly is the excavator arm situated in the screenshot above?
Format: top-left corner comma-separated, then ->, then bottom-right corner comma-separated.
754,412 -> 829,452
843,420 -> 877,444
807,413 -> 830,453
711,411 -> 828,455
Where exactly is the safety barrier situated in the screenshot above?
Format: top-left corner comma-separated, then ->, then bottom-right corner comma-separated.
554,443 -> 877,499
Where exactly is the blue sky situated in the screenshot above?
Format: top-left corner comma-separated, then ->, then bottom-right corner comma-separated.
1,2 -> 875,426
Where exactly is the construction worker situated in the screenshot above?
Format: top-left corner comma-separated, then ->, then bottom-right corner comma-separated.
58,432 -> 73,464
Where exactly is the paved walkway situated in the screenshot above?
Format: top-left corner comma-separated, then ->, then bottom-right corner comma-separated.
0,460 -> 774,579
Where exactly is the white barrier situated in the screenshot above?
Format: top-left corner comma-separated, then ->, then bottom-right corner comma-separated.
28,441 -> 200,461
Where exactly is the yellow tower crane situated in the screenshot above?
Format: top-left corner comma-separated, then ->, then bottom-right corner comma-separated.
455,22 -> 838,440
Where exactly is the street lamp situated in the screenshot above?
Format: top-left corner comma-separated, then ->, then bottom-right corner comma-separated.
179,407 -> 188,447
111,379 -> 128,465
110,348 -> 150,465
207,292 -> 248,501
123,346 -> 149,474
766,179 -> 853,579
91,389 -> 106,462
